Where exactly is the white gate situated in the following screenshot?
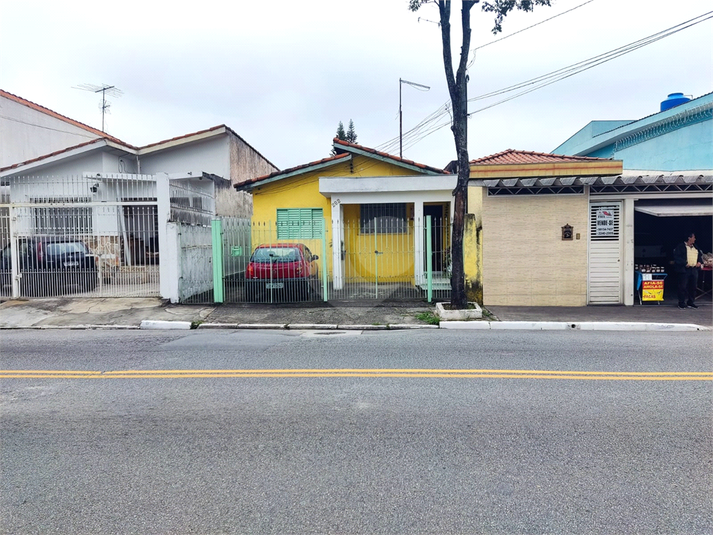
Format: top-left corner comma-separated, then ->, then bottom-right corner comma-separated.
588,202 -> 623,304
0,174 -> 160,299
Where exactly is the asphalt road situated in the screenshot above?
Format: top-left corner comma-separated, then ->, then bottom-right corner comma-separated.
1,329 -> 712,534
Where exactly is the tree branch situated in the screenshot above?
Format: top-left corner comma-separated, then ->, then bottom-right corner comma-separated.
438,1 -> 456,103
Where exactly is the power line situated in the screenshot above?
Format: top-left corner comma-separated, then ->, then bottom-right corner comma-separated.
466,0 -> 596,68
377,10 -> 713,155
380,0 -> 597,155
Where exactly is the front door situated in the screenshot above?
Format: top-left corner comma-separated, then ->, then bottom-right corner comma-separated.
424,204 -> 444,272
588,202 -> 623,304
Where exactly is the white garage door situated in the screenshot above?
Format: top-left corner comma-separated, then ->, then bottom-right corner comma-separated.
588,202 -> 623,304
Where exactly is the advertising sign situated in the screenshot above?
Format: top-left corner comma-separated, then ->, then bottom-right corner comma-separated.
595,208 -> 615,236
642,280 -> 664,301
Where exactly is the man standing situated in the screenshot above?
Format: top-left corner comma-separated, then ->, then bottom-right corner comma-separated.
673,232 -> 703,309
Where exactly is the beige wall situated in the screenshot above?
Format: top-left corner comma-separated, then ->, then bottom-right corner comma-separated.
482,193 -> 589,306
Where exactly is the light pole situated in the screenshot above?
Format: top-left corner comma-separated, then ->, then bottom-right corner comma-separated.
399,78 -> 430,158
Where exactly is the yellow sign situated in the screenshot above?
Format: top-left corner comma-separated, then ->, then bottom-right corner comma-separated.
642,280 -> 664,301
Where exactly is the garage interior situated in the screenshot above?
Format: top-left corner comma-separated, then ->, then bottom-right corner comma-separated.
634,198 -> 713,305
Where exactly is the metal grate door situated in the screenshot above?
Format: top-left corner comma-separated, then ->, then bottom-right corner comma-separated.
588,202 -> 623,304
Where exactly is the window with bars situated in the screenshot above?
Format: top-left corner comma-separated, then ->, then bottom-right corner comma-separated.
33,200 -> 93,235
360,203 -> 408,234
276,208 -> 324,239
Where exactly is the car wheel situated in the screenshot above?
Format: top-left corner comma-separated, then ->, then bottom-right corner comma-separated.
83,271 -> 98,292
301,280 -> 311,301
246,281 -> 262,303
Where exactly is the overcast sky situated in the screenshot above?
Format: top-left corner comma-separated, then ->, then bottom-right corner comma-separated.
1,0 -> 711,171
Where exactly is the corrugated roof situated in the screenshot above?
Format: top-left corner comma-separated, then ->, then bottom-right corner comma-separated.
0,89 -> 130,146
470,171 -> 713,188
471,149 -> 609,165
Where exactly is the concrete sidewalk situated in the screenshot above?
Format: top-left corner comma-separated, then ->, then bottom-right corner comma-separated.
0,297 -> 710,331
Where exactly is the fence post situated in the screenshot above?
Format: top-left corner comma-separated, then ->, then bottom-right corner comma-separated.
374,217 -> 379,299
321,218 -> 328,301
211,219 -> 224,303
8,205 -> 20,298
156,173 -> 176,302
426,215 -> 433,303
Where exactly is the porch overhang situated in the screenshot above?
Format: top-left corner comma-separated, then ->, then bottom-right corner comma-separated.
319,175 -> 456,201
469,171 -> 713,189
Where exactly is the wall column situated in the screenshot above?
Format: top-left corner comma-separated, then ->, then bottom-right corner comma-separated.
331,200 -> 343,290
623,197 -> 635,306
413,201 -> 424,286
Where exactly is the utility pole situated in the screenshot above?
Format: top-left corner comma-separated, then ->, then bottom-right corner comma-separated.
399,78 -> 430,158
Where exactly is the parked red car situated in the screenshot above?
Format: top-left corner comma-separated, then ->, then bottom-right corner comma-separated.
245,243 -> 319,302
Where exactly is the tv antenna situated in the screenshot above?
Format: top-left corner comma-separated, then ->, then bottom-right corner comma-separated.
73,83 -> 123,132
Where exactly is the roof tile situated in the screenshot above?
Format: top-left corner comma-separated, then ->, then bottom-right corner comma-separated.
471,149 -> 609,165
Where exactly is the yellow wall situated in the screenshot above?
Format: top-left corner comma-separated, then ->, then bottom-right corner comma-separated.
342,204 -> 415,282
250,155 -> 426,280
481,193 -> 589,306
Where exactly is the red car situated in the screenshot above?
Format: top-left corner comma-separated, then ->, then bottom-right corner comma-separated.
245,243 -> 319,302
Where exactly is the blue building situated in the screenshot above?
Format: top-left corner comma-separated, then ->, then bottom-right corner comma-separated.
554,92 -> 712,171
551,92 -> 712,306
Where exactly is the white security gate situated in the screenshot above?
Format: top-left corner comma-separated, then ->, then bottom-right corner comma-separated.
0,174 -> 160,299
588,202 -> 623,304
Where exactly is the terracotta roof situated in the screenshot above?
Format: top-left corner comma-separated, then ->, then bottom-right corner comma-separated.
0,138 -> 133,173
236,152 -> 351,188
0,89 -> 129,146
471,149 -> 610,165
332,138 -> 448,175
236,139 -> 447,190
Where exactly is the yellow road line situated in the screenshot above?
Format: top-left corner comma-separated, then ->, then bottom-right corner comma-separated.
1,369 -> 711,381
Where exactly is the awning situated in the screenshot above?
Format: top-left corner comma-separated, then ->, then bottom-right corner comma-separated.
634,203 -> 713,217
469,171 -> 713,188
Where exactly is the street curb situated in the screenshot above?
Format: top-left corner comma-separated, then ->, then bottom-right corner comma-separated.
196,323 -> 438,331
3,321 -> 708,332
0,324 -> 139,330
140,320 -> 192,330
439,321 -> 710,331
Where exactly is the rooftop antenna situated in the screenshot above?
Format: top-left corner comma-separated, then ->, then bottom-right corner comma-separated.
73,83 -> 123,132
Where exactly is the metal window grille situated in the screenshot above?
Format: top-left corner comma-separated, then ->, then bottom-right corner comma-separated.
33,200 -> 93,235
360,203 -> 408,234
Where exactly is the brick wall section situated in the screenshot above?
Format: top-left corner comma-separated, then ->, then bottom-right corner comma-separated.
482,193 -> 589,306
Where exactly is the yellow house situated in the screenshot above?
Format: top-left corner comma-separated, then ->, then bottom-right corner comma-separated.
466,149 -> 624,306
235,139 -> 454,293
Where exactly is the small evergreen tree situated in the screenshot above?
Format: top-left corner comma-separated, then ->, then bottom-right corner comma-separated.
346,119 -> 357,144
332,120 -> 358,155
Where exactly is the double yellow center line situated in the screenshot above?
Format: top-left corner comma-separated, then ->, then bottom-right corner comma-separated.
1,369 -> 711,381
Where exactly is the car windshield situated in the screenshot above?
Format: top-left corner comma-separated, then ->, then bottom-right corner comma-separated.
45,242 -> 88,256
251,247 -> 301,264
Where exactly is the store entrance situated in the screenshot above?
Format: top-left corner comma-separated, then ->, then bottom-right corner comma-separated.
634,198 -> 712,305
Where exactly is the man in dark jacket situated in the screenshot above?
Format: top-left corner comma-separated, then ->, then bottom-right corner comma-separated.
673,232 -> 703,309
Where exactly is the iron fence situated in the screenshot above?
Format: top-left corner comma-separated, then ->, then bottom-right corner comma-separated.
199,216 -> 451,305
0,174 -> 160,299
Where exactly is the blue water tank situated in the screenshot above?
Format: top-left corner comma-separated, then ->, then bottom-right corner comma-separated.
660,92 -> 690,112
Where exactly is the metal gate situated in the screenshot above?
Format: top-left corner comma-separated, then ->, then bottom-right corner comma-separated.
0,174 -> 160,299
203,216 -> 451,305
588,202 -> 623,304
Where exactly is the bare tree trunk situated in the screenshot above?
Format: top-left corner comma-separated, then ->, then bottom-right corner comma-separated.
438,0 -> 474,309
